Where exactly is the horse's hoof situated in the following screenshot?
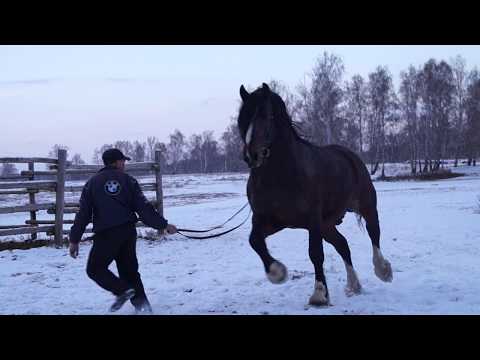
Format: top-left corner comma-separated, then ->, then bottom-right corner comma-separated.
267,261 -> 288,284
308,297 -> 330,307
345,265 -> 362,296
374,259 -> 393,283
309,281 -> 330,306
344,283 -> 362,297
373,248 -> 393,283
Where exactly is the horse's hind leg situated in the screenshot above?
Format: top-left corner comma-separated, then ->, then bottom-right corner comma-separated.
308,226 -> 330,306
323,227 -> 362,296
249,215 -> 287,284
362,207 -> 393,282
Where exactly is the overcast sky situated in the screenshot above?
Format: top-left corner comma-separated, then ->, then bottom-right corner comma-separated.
1,45 -> 479,162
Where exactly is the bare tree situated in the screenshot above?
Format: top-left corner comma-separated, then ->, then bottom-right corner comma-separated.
146,136 -> 158,162
400,65 -> 422,174
132,141 -> 146,162
344,74 -> 368,156
418,59 -> 455,171
465,69 -> 480,166
221,117 -> 247,172
201,130 -> 218,173
92,148 -> 101,164
293,78 -> 316,143
71,153 -> 85,165
302,52 -> 345,145
167,129 -> 185,173
367,66 -> 396,176
188,134 -> 203,172
450,55 -> 468,167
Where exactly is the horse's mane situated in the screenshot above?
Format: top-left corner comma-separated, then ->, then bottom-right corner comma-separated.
266,90 -> 319,149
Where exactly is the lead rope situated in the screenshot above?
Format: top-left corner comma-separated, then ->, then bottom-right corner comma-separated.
176,202 -> 250,233
175,202 -> 251,240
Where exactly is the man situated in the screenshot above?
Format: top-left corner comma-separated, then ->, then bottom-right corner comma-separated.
69,148 -> 177,314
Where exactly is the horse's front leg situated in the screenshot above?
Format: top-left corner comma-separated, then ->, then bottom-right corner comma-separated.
249,215 -> 287,284
308,223 -> 330,306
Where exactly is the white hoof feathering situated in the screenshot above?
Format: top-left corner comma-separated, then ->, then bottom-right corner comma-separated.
344,263 -> 362,296
373,247 -> 393,282
267,261 -> 288,284
309,281 -> 330,306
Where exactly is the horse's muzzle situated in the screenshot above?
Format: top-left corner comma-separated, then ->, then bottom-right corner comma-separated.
245,147 -> 270,169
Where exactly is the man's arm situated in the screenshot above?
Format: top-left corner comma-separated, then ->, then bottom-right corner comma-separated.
131,178 -> 169,230
69,181 -> 93,245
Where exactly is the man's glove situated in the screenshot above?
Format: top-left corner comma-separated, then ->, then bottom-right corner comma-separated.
165,224 -> 177,234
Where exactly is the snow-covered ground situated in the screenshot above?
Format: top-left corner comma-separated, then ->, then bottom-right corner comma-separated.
1,165 -> 480,314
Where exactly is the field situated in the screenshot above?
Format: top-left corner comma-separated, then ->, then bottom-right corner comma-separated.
1,164 -> 479,314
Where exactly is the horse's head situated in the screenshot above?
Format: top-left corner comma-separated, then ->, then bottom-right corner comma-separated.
237,83 -> 279,169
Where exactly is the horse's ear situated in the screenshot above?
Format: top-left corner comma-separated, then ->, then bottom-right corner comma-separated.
262,83 -> 271,93
240,85 -> 249,102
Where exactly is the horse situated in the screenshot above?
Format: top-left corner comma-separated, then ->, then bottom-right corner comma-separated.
237,83 -> 393,306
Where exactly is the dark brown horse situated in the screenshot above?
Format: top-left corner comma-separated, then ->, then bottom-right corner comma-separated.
237,83 -> 392,306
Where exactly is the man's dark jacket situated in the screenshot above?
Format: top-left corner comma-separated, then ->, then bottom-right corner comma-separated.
70,166 -> 168,244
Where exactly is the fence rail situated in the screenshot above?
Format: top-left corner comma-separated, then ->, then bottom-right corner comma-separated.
0,175 -> 31,181
47,208 -> 79,214
0,189 -> 40,195
0,226 -> 55,237
0,203 -> 56,214
0,157 -> 58,164
0,181 -> 57,191
0,151 -> 164,248
26,220 -> 74,225
49,162 -> 156,171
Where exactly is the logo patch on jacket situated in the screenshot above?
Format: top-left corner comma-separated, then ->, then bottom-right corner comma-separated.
104,180 -> 121,195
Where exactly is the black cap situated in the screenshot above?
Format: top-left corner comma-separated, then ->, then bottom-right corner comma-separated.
102,148 -> 131,165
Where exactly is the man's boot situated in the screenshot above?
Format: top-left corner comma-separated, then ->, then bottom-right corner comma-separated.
109,288 -> 136,312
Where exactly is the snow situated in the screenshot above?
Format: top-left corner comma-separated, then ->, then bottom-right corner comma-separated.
1,166 -> 480,314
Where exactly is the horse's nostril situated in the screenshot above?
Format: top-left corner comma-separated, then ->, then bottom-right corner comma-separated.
262,148 -> 270,157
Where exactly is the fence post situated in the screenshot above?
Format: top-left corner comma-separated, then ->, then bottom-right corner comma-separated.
154,150 -> 164,234
54,149 -> 67,247
28,161 -> 37,241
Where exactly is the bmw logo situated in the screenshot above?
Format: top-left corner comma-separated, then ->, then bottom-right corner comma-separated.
104,180 -> 121,195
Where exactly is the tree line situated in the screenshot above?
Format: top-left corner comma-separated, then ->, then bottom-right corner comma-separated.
31,126 -> 247,176
284,53 -> 480,176
89,129 -> 247,174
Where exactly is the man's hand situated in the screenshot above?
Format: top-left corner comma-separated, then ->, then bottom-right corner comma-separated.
165,224 -> 177,234
69,242 -> 79,259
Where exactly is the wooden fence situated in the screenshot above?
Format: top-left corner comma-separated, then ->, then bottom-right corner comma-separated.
0,150 -> 164,247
